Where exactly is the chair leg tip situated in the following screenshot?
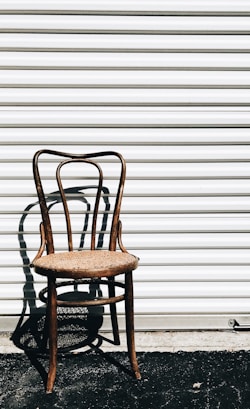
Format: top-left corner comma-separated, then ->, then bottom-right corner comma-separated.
135,371 -> 141,380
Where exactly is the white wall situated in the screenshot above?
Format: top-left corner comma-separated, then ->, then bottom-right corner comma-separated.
1,0 -> 250,331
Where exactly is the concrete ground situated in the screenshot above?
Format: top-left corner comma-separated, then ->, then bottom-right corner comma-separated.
1,329 -> 250,353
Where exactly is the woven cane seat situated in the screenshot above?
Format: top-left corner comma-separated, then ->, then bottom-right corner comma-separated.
33,250 -> 138,279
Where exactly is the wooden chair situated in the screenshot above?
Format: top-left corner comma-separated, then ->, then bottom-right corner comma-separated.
31,149 -> 141,393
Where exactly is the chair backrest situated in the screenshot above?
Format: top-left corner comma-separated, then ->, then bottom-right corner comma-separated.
32,150 -> 126,254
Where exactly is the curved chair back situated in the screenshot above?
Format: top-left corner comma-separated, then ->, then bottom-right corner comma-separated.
32,150 -> 126,255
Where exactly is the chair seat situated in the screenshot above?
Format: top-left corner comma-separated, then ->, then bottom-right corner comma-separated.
33,250 -> 138,279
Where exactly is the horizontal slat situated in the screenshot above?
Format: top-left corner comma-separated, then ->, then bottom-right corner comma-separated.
1,128 -> 250,145
3,144 -> 250,161
137,249 -> 250,266
3,233 -> 250,250
0,0 -> 250,15
133,282 -> 250,298
2,282 -> 250,299
133,299 -> 250,314
137,265 -> 250,282
2,108 -> 250,127
1,34 -> 250,51
4,215 -> 250,234
2,52 -> 250,69
122,196 -> 250,213
96,233 -> 250,249
2,196 -> 250,213
4,70 -> 250,86
3,162 -> 250,180
127,163 -> 250,179
126,179 -> 250,195
4,179 -> 250,196
3,265 -> 250,283
1,16 -> 250,33
2,88 -> 250,106
121,216 -> 250,233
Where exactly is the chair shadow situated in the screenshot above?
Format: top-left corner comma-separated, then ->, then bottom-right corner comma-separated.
11,301 -> 105,389
12,186 -> 129,389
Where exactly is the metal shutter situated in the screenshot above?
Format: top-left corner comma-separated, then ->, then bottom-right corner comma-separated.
1,0 -> 250,331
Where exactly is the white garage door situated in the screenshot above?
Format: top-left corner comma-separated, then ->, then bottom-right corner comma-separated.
1,0 -> 250,331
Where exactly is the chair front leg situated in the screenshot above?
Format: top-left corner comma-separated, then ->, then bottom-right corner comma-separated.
46,276 -> 58,393
125,271 -> 141,380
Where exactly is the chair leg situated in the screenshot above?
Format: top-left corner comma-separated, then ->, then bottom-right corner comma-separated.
125,272 -> 141,380
108,277 -> 120,345
46,277 -> 58,393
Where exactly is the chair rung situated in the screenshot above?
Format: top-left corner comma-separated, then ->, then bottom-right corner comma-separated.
56,294 -> 125,307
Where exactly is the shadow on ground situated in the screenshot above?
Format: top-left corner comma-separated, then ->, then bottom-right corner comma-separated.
1,349 -> 250,409
5,305 -> 250,409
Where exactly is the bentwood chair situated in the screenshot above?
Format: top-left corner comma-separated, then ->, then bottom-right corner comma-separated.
31,149 -> 141,393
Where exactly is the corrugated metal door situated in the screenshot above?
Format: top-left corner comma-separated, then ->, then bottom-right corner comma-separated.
1,0 -> 250,331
